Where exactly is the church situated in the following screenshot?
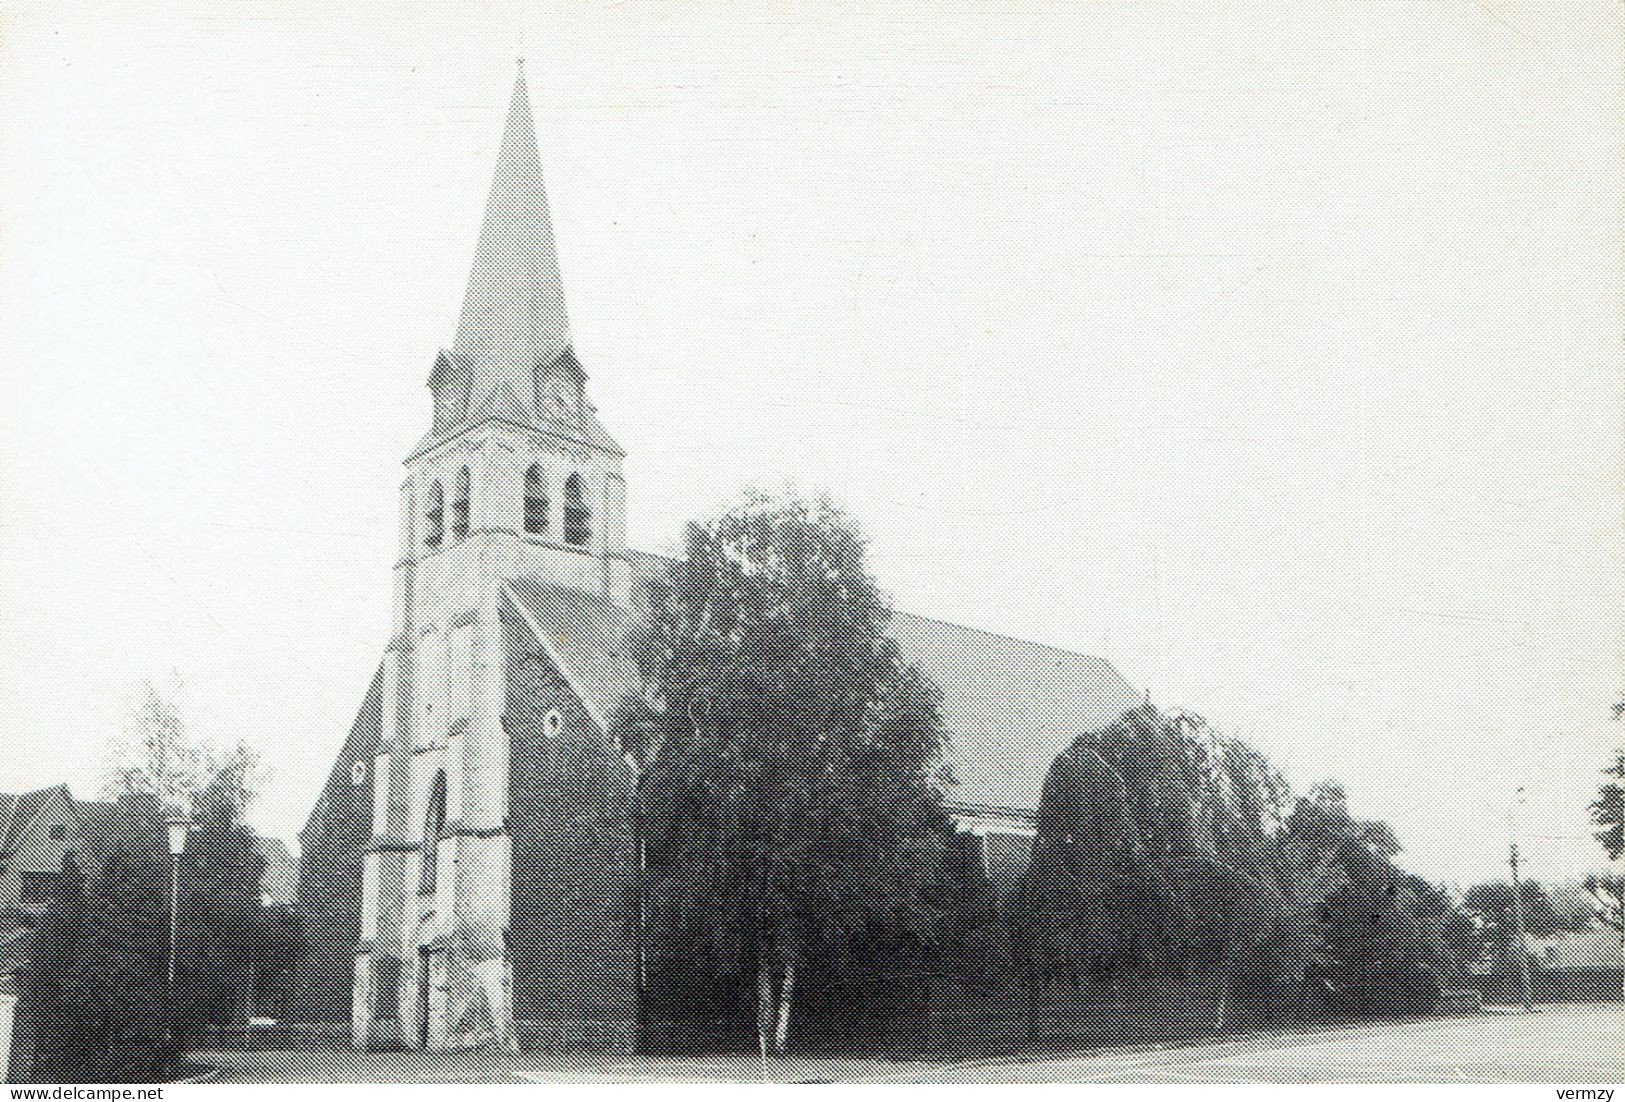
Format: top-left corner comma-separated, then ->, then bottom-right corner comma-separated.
294,65 -> 1142,1054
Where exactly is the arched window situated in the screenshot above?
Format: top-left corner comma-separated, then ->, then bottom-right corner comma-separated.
523,464 -> 548,536
420,771 -> 447,896
424,481 -> 445,549
451,466 -> 471,542
564,472 -> 590,546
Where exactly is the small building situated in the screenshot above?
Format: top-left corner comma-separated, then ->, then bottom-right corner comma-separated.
252,837 -> 299,907
1534,928 -> 1624,972
0,788 -> 164,914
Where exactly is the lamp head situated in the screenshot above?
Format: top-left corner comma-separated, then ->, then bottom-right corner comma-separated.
164,797 -> 195,857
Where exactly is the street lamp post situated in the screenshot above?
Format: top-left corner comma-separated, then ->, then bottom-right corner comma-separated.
1508,786 -> 1534,1012
164,801 -> 195,1066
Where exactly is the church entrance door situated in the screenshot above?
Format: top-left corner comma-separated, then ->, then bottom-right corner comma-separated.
415,946 -> 447,1049
415,948 -> 431,1048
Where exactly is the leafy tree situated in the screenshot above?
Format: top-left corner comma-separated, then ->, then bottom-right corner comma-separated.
1462,880 -> 1562,940
1588,747 -> 1624,938
1462,879 -> 1564,984
1012,705 -> 1303,1027
620,491 -> 954,1056
16,855 -> 92,1082
102,678 -> 262,813
93,684 -> 283,1056
249,904 -> 305,1021
1281,782 -> 1401,862
1016,707 -> 1470,1029
175,774 -> 269,1039
1597,747 -> 1625,863
61,850 -> 175,1081
1013,740 -> 1188,987
1583,873 -> 1622,934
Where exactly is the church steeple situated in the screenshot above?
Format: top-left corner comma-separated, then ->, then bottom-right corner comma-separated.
399,63 -> 628,604
454,62 -> 571,371
415,63 -> 604,455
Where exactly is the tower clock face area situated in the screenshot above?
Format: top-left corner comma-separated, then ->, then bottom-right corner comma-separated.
435,384 -> 468,426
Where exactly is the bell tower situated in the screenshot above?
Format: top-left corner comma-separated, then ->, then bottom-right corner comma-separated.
353,62 -> 628,1053
401,60 -> 629,606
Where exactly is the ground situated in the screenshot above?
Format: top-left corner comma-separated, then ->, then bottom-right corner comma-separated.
196,1002 -> 1621,1083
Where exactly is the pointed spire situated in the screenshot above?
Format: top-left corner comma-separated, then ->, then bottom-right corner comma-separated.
453,63 -> 571,372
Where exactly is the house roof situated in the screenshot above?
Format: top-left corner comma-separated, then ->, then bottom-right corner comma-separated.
508,553 -> 1140,818
1,785 -> 68,854
0,793 -> 18,849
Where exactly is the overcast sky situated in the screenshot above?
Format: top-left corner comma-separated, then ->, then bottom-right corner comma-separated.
1,0 -> 1619,888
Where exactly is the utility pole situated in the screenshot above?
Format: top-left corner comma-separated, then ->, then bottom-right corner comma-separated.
1508,787 -> 1534,1012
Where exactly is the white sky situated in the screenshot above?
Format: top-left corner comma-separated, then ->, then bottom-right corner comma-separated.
0,0 -> 1619,888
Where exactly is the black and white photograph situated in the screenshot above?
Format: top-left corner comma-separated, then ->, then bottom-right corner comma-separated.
0,0 -> 1619,1088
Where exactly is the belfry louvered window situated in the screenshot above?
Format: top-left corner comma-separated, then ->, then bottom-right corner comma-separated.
524,464 -> 548,535
451,466 -> 471,541
424,481 -> 445,549
564,472 -> 590,546
420,771 -> 447,896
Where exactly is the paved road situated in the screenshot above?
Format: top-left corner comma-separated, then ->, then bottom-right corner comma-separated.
200,1002 -> 1622,1083
887,1004 -> 1624,1084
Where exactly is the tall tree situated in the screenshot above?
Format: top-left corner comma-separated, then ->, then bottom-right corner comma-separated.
1587,744 -> 1624,998
620,491 -> 953,1056
20,855 -> 91,1082
1592,746 -> 1624,861
1463,878 -> 1563,982
1016,709 -> 1469,1028
62,850 -> 174,1081
175,773 -> 269,1039
97,681 -> 280,1051
1013,705 -> 1297,1025
1587,747 -> 1624,931
1013,739 -> 1188,987
102,678 -> 262,813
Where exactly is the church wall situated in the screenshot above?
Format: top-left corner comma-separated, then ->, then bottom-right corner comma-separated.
951,812 -> 1039,896
290,669 -> 383,1021
501,609 -> 638,1052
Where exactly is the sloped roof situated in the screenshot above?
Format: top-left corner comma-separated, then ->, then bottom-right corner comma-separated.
453,64 -> 571,377
886,612 -> 1140,815
504,576 -> 642,729
0,794 -> 18,849
1,785 -> 68,853
299,665 -> 385,843
406,67 -> 623,462
1538,929 -> 1624,970
507,554 -> 1140,818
